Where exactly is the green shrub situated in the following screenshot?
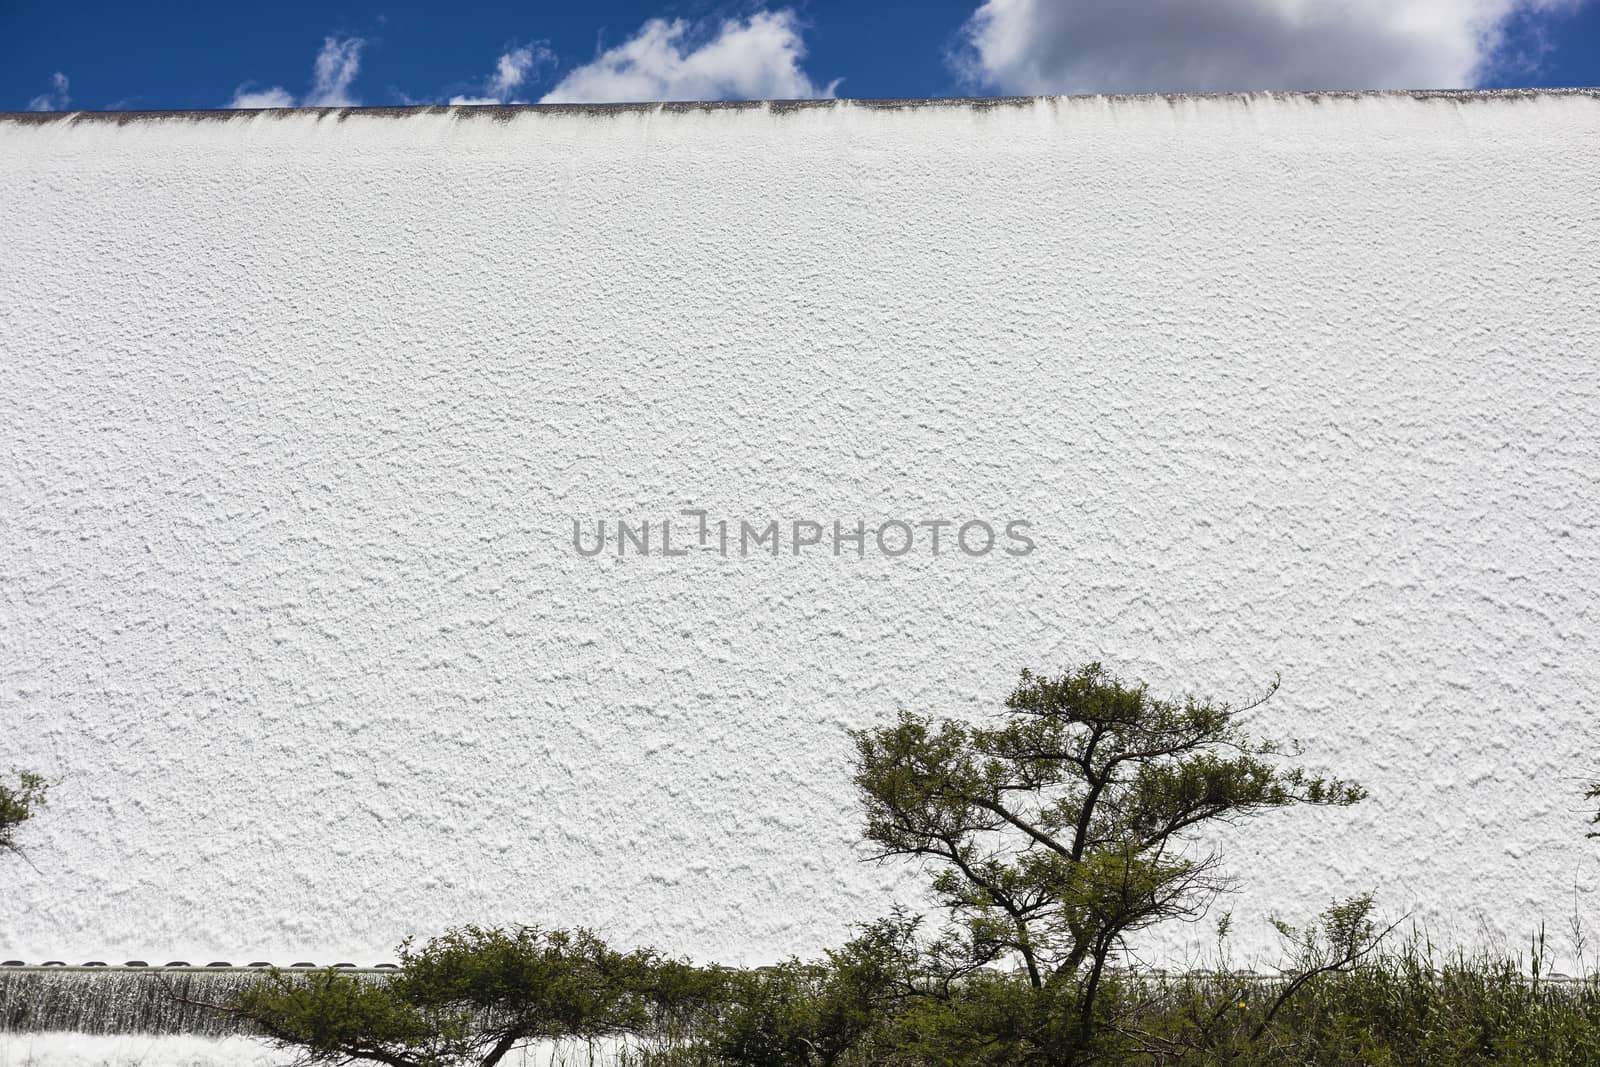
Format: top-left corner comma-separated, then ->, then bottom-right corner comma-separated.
230,926 -> 720,1067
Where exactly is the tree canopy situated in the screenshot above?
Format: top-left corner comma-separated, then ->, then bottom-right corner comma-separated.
850,663 -> 1366,1061
229,925 -> 720,1067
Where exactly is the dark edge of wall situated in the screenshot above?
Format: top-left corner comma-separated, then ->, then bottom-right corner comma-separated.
2,87 -> 1598,125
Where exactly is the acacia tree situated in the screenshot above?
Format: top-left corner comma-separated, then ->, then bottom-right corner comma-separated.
851,663 -> 1366,1062
0,770 -> 48,862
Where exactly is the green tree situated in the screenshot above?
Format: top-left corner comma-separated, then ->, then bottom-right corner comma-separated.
225,926 -> 719,1067
850,663 -> 1366,1064
0,770 -> 48,862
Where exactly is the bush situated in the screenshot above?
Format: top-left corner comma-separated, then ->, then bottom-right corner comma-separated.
229,926 -> 721,1067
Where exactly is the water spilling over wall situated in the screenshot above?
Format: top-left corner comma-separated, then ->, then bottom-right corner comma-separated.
0,967 -> 684,1066
0,969 -> 270,1036
2,92 -> 1598,969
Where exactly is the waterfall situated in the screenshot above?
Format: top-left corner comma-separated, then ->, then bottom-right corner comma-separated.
0,968 -> 386,1035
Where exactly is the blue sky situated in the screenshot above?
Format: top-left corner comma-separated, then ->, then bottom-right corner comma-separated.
5,1 -> 1598,112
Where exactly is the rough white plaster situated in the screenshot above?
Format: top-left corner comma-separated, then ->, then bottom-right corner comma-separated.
1,95 -> 1598,969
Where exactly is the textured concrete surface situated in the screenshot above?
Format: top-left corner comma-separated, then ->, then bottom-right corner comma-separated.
1,94 -> 1598,968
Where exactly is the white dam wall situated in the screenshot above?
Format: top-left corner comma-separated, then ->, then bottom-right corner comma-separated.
1,93 -> 1598,966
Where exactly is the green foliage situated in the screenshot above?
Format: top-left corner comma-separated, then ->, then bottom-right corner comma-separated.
158,934 -> 1600,1067
848,664 -> 1364,1063
0,770 -> 47,859
231,926 -> 718,1067
681,915 -> 1600,1067
709,913 -> 922,1067
234,969 -> 443,1065
1111,933 -> 1600,1067
884,970 -> 1095,1067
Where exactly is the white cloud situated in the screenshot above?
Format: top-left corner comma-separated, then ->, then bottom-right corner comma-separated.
27,72 -> 71,112
449,44 -> 555,105
228,35 -> 365,109
491,46 -> 544,98
306,36 -> 364,106
955,0 -> 1586,95
541,10 -> 834,104
229,86 -> 296,109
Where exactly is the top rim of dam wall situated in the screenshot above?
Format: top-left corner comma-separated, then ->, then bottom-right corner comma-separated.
3,86 -> 1598,125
